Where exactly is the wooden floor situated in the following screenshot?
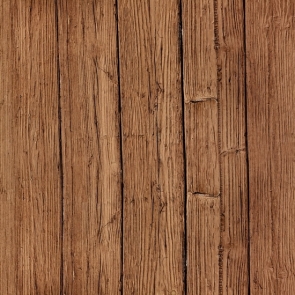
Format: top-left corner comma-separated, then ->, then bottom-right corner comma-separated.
1,0 -> 294,294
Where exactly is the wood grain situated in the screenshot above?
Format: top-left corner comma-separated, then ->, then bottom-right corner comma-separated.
182,0 -> 220,293
183,0 -> 249,293
57,1 -> 122,294
118,0 -> 185,293
0,1 -> 61,294
187,193 -> 220,295
217,0 -> 249,294
246,0 -> 295,293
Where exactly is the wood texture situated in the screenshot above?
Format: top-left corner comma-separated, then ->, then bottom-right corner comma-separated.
1,0 -> 295,294
118,0 -> 185,293
187,193 -> 220,295
57,1 -> 122,294
182,0 -> 220,294
217,0 -> 249,294
0,1 -> 61,294
247,1 -> 295,293
183,0 -> 249,293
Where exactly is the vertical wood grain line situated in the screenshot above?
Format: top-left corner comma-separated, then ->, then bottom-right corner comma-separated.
213,0 -> 223,294
115,0 -> 124,293
243,0 -> 250,294
178,1 -> 188,293
55,1 -> 64,293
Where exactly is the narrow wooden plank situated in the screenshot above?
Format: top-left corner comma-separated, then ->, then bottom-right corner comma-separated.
0,1 -> 61,294
185,100 -> 220,295
183,0 -> 249,293
216,0 -> 249,294
57,1 -> 122,294
247,1 -> 295,293
182,1 -> 220,294
182,0 -> 217,102
185,101 -> 220,196
187,193 -> 220,295
118,0 -> 185,293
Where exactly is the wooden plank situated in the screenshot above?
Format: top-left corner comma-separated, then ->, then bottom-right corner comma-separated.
182,1 -> 220,294
57,1 -> 122,294
187,193 -> 220,295
185,100 -> 220,295
182,0 -> 217,101
185,101 -> 220,196
183,0 -> 249,293
216,0 -> 249,294
246,1 -> 295,293
0,1 -> 61,294
118,0 -> 185,293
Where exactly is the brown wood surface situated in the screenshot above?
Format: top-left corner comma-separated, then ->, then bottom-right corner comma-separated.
57,0 -> 122,294
217,0 -> 249,294
246,0 -> 295,293
0,1 -> 61,294
1,0 -> 294,294
117,0 -> 185,293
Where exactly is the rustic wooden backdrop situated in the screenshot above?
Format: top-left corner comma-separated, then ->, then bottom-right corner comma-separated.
1,0 -> 294,294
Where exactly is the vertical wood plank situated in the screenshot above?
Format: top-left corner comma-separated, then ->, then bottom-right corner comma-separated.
0,1 -> 61,294
247,1 -> 295,293
187,193 -> 220,295
57,1 -> 122,294
182,0 -> 220,294
217,0 -> 249,294
118,0 -> 185,293
183,0 -> 249,293
182,0 -> 217,101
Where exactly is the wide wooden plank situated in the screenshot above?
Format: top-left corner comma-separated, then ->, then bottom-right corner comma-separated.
216,0 -> 249,294
118,0 -> 185,293
0,1 -> 61,294
57,1 -> 122,294
246,1 -> 295,293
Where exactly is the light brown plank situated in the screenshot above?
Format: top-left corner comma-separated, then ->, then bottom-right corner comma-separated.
0,1 -> 61,294
57,1 -> 122,294
182,0 -> 217,102
182,0 -> 220,294
183,0 -> 249,293
246,1 -> 295,293
187,193 -> 220,295
185,101 -> 220,295
118,0 -> 185,293
185,100 -> 220,196
216,0 -> 249,294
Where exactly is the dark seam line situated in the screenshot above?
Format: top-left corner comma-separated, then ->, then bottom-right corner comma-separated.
178,1 -> 188,294
115,1 -> 124,294
55,1 -> 64,294
243,0 -> 251,294
212,0 -> 223,294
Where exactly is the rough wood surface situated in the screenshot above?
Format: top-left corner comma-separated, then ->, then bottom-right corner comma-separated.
57,1 -> 122,294
183,0 -> 220,294
246,1 -> 295,293
187,193 -> 220,295
118,0 -> 185,293
217,0 -> 249,294
183,0 -> 249,294
0,1 -> 61,294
